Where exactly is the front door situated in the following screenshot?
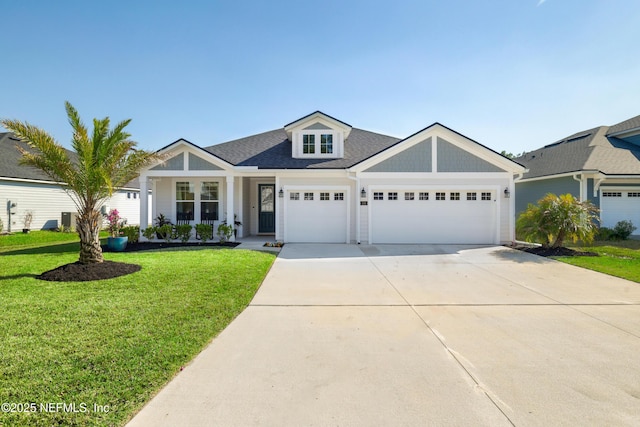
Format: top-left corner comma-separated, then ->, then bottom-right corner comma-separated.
258,184 -> 275,233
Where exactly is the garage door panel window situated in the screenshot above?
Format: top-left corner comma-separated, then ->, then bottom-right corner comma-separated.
334,192 -> 344,201
467,192 -> 477,201
290,192 -> 300,201
481,192 -> 492,201
374,192 -> 383,200
320,192 -> 330,201
436,192 -> 446,201
628,192 -> 640,197
388,192 -> 398,200
304,192 -> 314,201
450,192 -> 460,201
405,192 -> 415,201
419,192 -> 429,200
602,192 -> 622,197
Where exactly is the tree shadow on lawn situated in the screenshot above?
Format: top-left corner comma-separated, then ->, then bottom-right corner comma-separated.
0,242 -> 81,256
0,273 -> 39,281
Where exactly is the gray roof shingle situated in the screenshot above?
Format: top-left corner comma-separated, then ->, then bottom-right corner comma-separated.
607,114 -> 640,136
516,120 -> 640,179
0,132 -> 140,189
205,128 -> 402,169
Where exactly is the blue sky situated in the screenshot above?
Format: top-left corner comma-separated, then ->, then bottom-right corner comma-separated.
2,0 -> 639,155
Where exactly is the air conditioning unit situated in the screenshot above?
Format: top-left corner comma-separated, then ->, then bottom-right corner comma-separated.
61,212 -> 79,229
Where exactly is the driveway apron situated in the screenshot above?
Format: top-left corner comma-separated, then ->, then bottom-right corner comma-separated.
128,244 -> 640,426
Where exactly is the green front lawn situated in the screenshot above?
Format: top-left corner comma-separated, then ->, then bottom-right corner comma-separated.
0,236 -> 275,426
555,240 -> 640,283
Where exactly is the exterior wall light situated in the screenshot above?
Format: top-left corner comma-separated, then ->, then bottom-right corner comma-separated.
361,187 -> 366,198
504,187 -> 511,198
279,188 -> 284,198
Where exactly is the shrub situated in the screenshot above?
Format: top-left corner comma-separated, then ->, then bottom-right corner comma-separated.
613,220 -> 636,240
158,224 -> 173,243
217,223 -> 234,243
0,217 -> 3,233
516,193 -> 599,248
142,226 -> 156,240
596,227 -> 615,241
175,224 -> 192,243
121,225 -> 140,243
195,223 -> 213,243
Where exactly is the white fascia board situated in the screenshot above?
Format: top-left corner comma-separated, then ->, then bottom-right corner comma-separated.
360,172 -> 512,180
0,176 -> 65,186
143,170 -> 231,178
284,112 -> 352,136
516,170 -> 601,183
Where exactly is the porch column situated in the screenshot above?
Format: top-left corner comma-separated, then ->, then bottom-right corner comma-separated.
139,176 -> 149,241
226,176 -> 235,241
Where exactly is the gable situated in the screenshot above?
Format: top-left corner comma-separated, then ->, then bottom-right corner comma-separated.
364,137 -> 432,172
151,152 -> 183,170
303,122 -> 332,130
437,138 -> 506,172
188,153 -> 222,170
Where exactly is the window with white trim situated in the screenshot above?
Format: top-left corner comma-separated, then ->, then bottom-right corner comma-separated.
303,135 -> 315,154
419,192 -> 429,200
388,192 -> 398,200
404,192 -> 415,201
176,181 -> 195,221
334,192 -> 344,201
200,182 -> 219,221
436,192 -> 446,201
481,192 -> 491,201
450,192 -> 460,201
602,192 -> 622,197
320,192 -> 330,201
320,134 -> 333,154
374,192 -> 383,200
467,192 -> 477,201
290,192 -> 300,200
304,192 -> 314,200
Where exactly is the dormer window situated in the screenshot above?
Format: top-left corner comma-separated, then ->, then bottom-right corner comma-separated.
285,111 -> 352,159
321,134 -> 333,154
303,134 -> 315,154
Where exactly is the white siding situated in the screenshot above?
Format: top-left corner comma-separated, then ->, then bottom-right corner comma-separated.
0,180 -> 77,230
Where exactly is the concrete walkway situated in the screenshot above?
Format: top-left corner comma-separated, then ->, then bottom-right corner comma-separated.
127,244 -> 640,426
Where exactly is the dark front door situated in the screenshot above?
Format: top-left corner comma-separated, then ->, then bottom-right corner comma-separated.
258,184 -> 275,233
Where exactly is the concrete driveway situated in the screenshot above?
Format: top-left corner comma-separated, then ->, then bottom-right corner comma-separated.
128,244 -> 640,426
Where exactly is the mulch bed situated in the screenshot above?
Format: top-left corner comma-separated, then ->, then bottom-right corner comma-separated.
37,241 -> 240,282
512,246 -> 598,257
102,241 -> 240,252
38,261 -> 142,282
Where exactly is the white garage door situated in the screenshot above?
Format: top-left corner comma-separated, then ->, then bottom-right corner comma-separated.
370,190 -> 497,244
600,189 -> 640,229
285,190 -> 349,243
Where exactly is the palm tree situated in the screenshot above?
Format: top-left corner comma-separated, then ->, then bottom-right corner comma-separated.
1,102 -> 161,264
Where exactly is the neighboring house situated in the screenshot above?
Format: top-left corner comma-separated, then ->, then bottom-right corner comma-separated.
515,114 -> 640,230
0,132 -> 149,231
139,111 -> 525,244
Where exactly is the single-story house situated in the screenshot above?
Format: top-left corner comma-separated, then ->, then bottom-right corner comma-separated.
515,114 -> 640,230
139,111 -> 525,244
0,132 -> 150,231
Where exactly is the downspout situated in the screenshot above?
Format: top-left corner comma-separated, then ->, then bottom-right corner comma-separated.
347,173 -> 360,244
572,174 -> 583,201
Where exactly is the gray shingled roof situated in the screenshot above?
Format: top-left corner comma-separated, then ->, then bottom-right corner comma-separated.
205,128 -> 402,169
516,120 -> 640,179
0,132 -> 53,181
607,114 -> 640,136
0,132 -> 140,189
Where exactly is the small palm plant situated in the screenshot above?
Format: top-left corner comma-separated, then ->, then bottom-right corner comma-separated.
1,102 -> 162,264
517,193 -> 599,248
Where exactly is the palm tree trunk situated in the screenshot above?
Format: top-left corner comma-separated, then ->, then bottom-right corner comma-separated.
77,209 -> 104,264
